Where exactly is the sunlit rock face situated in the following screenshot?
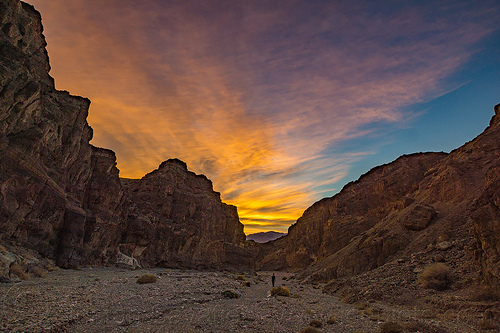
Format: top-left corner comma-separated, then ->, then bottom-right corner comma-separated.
258,104 -> 500,287
120,159 -> 253,270
0,1 -> 252,272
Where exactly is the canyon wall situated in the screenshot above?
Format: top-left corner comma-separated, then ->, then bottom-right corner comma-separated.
0,0 -> 252,274
258,104 -> 500,287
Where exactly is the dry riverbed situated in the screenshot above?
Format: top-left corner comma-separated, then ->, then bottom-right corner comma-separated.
0,268 -> 477,332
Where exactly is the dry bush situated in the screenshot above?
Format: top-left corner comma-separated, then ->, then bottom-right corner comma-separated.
31,266 -> 46,278
299,326 -> 321,333
404,320 -> 447,333
309,319 -> 322,328
10,264 -> 30,280
235,275 -> 246,281
244,281 -> 251,287
46,265 -> 59,272
418,263 -> 451,290
290,293 -> 302,298
326,314 -> 336,324
354,301 -> 369,310
0,244 -> 6,254
380,321 -> 403,333
271,286 -> 290,296
136,273 -> 158,284
222,290 -> 240,299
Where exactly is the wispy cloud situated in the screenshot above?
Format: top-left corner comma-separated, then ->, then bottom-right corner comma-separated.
30,0 -> 499,233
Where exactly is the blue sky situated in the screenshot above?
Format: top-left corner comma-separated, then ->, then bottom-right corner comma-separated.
29,0 -> 500,233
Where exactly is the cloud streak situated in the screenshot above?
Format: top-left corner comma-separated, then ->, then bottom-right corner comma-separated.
30,0 -> 499,233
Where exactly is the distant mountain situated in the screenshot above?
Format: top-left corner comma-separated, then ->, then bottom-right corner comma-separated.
247,231 -> 286,243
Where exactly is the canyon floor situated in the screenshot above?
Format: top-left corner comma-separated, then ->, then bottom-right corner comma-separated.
0,268 -> 482,333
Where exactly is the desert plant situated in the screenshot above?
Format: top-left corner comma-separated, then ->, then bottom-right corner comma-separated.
299,326 -> 321,333
271,286 -> 290,296
30,266 -> 46,278
290,293 -> 302,298
309,319 -> 322,328
222,290 -> 240,298
418,263 -> 451,290
326,314 -> 336,324
10,264 -> 30,280
46,265 -> 59,272
380,321 -> 403,333
354,301 -> 369,310
244,281 -> 251,287
0,244 -> 6,254
235,275 -> 246,281
136,273 -> 158,284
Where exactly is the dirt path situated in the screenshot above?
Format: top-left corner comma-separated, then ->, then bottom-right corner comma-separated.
0,268 -> 475,332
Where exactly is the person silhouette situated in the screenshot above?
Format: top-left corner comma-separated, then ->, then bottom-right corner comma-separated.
272,273 -> 276,287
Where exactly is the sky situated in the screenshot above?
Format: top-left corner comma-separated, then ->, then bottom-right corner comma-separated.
29,0 -> 500,234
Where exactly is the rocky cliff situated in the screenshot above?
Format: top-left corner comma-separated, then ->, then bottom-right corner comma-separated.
120,159 -> 253,270
258,104 -> 500,291
0,0 -> 126,268
0,0 -> 252,276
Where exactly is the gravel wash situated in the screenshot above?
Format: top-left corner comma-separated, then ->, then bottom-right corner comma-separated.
0,268 -> 461,332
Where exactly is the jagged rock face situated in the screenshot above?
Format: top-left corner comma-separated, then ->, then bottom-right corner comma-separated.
257,152 -> 446,272
0,1 -> 252,273
259,104 -> 500,287
0,0 -> 125,268
121,159 -> 253,270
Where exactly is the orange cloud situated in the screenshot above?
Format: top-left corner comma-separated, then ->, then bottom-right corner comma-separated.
29,0 -> 497,233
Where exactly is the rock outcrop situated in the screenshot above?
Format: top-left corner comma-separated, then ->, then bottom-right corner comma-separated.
120,159 -> 253,270
0,0 -> 125,268
258,104 -> 500,290
0,0 -> 252,275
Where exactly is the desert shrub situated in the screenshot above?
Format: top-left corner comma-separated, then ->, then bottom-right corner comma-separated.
309,319 -> 322,328
326,314 -> 336,324
299,326 -> 321,333
10,264 -> 30,280
30,266 -> 46,278
380,321 -> 403,333
290,293 -> 302,298
417,263 -> 450,290
46,265 -> 59,272
222,290 -> 240,299
0,244 -> 6,254
354,301 -> 369,310
136,273 -> 158,284
235,275 -> 246,281
271,286 -> 290,296
244,281 -> 251,287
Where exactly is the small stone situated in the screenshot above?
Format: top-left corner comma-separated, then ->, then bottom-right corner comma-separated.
436,241 -> 452,251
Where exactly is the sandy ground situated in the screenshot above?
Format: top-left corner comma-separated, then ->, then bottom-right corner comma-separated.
0,268 -> 478,332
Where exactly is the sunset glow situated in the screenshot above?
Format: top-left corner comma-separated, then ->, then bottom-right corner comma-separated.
29,0 -> 500,234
